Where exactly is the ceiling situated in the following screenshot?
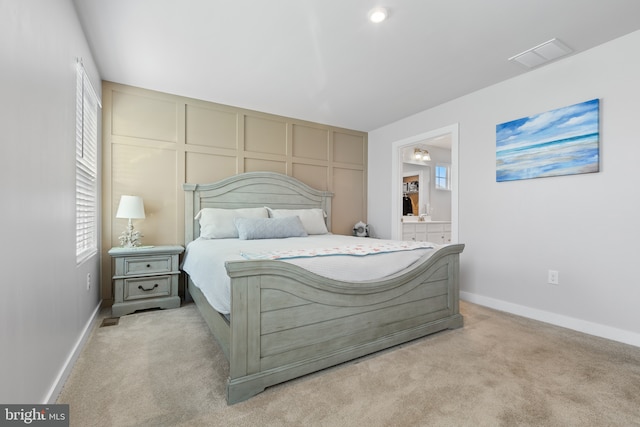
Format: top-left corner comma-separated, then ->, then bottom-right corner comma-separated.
73,0 -> 640,132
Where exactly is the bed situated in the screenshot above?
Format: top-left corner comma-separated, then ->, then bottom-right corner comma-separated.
182,172 -> 464,404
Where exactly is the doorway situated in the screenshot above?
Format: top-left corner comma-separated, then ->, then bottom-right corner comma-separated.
390,124 -> 459,241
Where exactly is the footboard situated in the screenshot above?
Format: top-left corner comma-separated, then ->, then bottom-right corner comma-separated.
223,243 -> 464,404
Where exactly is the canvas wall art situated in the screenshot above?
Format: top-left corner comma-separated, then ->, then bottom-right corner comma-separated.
496,99 -> 600,182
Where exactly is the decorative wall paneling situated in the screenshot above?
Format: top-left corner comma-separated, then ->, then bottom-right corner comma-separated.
101,82 -> 367,302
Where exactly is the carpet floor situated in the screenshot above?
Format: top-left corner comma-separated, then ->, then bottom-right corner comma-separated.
57,301 -> 640,426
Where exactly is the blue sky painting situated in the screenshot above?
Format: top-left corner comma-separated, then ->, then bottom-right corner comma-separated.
496,99 -> 599,182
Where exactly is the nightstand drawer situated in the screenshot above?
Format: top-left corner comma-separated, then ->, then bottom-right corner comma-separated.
124,275 -> 172,301
123,255 -> 173,276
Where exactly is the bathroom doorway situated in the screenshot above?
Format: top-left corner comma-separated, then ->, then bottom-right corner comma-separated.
390,124 -> 459,241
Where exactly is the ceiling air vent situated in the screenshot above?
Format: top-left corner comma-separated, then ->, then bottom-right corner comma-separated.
509,38 -> 573,68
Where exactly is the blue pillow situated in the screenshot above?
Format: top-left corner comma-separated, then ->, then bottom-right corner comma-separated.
234,216 -> 308,240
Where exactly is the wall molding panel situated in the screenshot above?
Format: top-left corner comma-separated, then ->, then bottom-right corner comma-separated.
101,81 -> 367,302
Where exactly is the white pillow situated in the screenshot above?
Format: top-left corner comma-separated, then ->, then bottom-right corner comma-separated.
195,207 -> 268,239
266,207 -> 328,235
234,216 -> 308,240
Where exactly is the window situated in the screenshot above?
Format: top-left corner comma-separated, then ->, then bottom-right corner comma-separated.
76,62 -> 101,263
435,163 -> 450,190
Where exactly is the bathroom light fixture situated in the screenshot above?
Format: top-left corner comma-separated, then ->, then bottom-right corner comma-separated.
413,148 -> 431,162
368,7 -> 388,23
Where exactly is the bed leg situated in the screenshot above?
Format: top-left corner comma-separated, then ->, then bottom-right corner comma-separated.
227,379 -> 266,405
184,284 -> 193,303
447,313 -> 464,330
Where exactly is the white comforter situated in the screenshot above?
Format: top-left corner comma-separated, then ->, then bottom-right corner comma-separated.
181,234 -> 437,314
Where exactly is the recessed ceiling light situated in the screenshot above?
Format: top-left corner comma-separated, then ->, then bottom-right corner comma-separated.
369,7 -> 388,23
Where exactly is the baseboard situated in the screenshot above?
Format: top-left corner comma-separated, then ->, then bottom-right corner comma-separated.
460,291 -> 640,349
44,300 -> 103,404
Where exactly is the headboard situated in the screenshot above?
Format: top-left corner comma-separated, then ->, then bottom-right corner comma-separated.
183,172 -> 334,245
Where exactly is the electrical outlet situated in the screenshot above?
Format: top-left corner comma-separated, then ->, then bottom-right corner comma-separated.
548,270 -> 559,285
86,273 -> 91,291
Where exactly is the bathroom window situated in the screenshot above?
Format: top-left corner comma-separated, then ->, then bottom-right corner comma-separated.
435,164 -> 450,191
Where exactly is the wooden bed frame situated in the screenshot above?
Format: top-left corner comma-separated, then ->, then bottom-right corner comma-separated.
183,172 -> 464,404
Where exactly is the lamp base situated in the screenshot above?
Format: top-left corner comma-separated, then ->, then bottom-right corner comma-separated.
119,219 -> 143,248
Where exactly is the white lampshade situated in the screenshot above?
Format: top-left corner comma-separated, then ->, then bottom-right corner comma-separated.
116,195 -> 146,219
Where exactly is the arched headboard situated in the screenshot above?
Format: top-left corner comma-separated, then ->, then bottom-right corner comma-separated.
183,172 -> 334,245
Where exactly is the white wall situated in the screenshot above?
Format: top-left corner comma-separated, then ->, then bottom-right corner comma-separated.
0,0 -> 102,403
425,146 -> 451,221
369,31 -> 640,347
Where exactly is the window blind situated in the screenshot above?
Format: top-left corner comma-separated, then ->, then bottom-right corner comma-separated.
76,62 -> 101,263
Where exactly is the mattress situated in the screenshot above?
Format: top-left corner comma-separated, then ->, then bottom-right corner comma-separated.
181,234 -> 437,314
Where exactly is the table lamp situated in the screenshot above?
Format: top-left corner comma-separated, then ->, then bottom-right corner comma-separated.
116,195 -> 146,248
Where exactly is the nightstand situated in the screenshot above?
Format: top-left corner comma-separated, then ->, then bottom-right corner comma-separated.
108,245 -> 184,317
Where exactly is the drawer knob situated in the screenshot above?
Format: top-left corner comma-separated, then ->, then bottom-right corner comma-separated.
146,264 -> 151,268
138,284 -> 159,292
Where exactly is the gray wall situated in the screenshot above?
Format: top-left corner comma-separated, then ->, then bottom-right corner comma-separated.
0,0 -> 102,403
369,30 -> 640,347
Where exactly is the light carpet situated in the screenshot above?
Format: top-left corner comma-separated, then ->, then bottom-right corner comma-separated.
57,301 -> 640,426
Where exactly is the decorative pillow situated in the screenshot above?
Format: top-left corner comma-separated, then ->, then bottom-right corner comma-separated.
266,207 -> 329,235
195,207 -> 268,239
234,216 -> 308,240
